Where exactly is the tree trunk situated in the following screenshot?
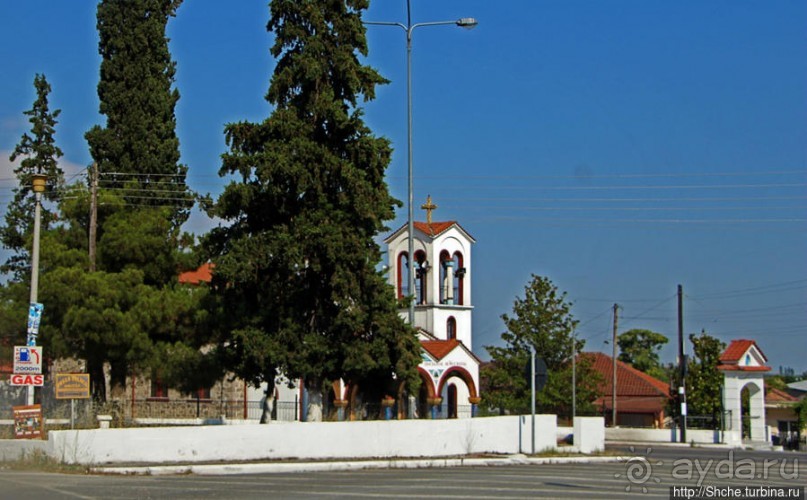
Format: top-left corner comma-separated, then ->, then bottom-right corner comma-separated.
89,361 -> 106,402
306,379 -> 323,422
260,377 -> 276,424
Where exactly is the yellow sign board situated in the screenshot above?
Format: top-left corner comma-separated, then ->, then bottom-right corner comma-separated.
54,373 -> 90,400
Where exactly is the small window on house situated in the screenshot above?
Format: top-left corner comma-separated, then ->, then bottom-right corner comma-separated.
150,377 -> 169,400
185,387 -> 211,400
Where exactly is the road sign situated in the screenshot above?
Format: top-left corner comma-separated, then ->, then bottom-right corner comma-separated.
13,346 -> 42,374
54,373 -> 90,399
524,356 -> 549,393
10,374 -> 44,386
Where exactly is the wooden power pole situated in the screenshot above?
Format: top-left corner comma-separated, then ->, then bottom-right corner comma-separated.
88,162 -> 98,272
678,284 -> 687,443
612,303 -> 619,427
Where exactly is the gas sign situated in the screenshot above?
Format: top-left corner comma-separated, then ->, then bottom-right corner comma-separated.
10,374 -> 44,386
13,346 -> 43,374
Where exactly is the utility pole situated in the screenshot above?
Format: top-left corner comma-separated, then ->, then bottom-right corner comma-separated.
27,174 -> 47,406
612,303 -> 619,427
678,284 -> 687,443
88,162 -> 98,272
571,332 -> 576,420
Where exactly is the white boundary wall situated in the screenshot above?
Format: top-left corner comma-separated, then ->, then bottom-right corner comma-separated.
605,427 -> 726,444
47,416 -> 565,465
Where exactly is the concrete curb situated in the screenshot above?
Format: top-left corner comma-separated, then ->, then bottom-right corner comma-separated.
92,455 -> 624,476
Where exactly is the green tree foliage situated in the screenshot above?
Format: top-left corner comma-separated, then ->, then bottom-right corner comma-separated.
686,331 -> 726,424
483,275 -> 600,416
202,0 -> 421,420
85,0 -> 191,231
617,328 -> 669,381
2,74 -> 64,279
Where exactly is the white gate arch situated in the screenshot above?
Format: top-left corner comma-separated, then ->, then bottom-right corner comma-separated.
718,340 -> 770,445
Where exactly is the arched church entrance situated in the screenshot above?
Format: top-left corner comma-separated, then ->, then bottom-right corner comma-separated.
437,367 -> 478,419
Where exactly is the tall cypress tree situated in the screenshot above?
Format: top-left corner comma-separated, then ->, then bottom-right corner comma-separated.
204,0 -> 421,420
2,74 -> 64,279
85,0 -> 191,232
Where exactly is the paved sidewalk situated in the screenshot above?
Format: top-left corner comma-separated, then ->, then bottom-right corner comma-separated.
92,454 -> 623,476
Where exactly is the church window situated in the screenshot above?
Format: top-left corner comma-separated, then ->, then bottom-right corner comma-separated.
439,250 -> 451,304
453,252 -> 465,306
397,252 -> 409,299
414,250 -> 428,304
447,316 -> 457,340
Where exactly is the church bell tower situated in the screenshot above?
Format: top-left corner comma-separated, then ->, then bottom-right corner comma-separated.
384,196 -> 476,348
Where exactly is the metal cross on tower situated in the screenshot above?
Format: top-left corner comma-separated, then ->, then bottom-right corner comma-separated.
421,195 -> 437,224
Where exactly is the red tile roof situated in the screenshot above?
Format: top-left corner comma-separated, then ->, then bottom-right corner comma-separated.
766,387 -> 798,403
413,221 -> 457,237
421,339 -> 461,360
580,352 -> 671,415
178,262 -> 213,285
719,339 -> 767,363
0,362 -> 12,374
582,352 -> 670,397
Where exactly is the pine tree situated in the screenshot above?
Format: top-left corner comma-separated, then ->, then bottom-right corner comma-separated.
484,275 -> 600,416
2,74 -> 64,279
85,0 -> 191,232
204,0 -> 421,421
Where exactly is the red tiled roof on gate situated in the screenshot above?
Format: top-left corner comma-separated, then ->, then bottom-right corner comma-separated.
717,339 -> 770,372
178,262 -> 213,285
716,365 -> 770,372
421,339 -> 461,361
719,339 -> 767,363
0,362 -> 12,374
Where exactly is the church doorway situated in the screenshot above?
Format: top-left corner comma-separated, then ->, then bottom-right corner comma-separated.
446,384 -> 458,419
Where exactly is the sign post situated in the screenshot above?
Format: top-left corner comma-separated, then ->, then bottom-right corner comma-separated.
525,352 -> 548,455
55,373 -> 91,429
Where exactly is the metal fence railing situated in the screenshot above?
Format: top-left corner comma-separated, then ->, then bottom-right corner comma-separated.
2,392 -> 481,433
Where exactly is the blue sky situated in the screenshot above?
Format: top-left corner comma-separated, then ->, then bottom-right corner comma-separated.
1,1 -> 805,373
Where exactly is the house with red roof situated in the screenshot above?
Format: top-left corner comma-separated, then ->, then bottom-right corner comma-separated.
582,352 -> 671,428
178,262 -> 213,285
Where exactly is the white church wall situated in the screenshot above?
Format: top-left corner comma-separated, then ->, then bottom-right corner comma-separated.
48,416 -> 561,465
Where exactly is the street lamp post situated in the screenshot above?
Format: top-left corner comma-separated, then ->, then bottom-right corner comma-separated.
366,2 -> 477,325
27,173 -> 47,406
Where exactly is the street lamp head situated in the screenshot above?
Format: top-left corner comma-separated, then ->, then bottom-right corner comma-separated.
31,173 -> 47,194
456,17 -> 478,30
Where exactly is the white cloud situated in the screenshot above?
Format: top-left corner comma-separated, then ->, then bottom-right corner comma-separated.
0,150 -> 86,186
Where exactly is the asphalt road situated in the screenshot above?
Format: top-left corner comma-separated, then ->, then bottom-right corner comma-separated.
0,446 -> 804,499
